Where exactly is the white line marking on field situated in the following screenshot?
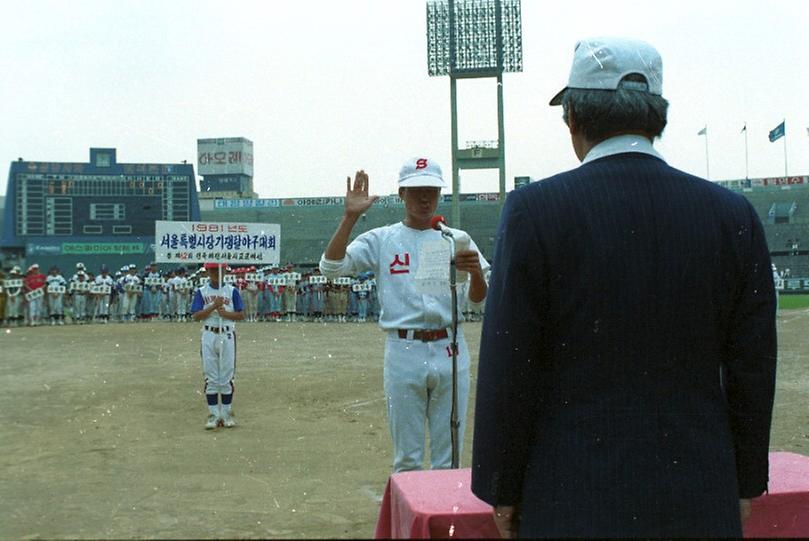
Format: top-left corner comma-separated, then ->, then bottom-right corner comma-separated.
360,485 -> 383,503
341,397 -> 385,410
242,473 -> 270,486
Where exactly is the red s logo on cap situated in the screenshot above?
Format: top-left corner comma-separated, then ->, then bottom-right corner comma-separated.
415,159 -> 428,170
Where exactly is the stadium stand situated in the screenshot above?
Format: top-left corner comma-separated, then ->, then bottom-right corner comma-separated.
3,163 -> 808,291
201,197 -> 500,266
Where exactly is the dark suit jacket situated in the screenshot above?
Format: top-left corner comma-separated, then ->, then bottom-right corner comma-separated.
471,153 -> 777,537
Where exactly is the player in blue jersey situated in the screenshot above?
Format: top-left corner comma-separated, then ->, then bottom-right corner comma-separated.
191,262 -> 245,430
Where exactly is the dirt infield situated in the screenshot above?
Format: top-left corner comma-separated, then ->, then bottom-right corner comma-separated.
1,311 -> 807,539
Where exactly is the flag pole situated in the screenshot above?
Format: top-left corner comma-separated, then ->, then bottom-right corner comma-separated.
744,122 -> 749,179
783,119 -> 788,176
704,127 -> 710,179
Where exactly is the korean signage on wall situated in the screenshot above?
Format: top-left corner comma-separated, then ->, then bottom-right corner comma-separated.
62,243 -> 147,255
197,137 -> 254,177
212,193 -> 501,209
716,176 -> 808,189
155,221 -> 280,265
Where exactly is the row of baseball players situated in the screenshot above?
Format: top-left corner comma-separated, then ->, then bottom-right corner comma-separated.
0,261 -> 485,327
0,263 -> 196,326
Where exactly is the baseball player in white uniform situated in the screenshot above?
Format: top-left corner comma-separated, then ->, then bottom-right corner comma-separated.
320,158 -> 489,472
46,266 -> 68,325
4,266 -> 25,327
120,264 -> 142,322
69,271 -> 90,324
191,262 -> 245,430
142,263 -> 163,320
94,265 -> 114,323
171,268 -> 191,322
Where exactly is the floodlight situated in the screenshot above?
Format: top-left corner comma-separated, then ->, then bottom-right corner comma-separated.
427,0 -> 523,77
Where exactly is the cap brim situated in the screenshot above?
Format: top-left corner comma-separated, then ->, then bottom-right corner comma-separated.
549,87 -> 567,106
399,175 -> 445,188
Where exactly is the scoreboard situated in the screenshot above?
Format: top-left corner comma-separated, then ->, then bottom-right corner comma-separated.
2,148 -> 200,255
14,173 -> 192,237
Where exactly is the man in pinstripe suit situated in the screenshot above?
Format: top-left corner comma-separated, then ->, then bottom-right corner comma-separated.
472,37 -> 777,538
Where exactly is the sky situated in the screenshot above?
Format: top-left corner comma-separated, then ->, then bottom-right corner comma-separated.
1,0 -> 807,199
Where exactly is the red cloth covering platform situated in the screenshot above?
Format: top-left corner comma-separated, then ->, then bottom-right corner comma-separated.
375,452 -> 809,539
374,468 -> 499,539
743,452 -> 809,538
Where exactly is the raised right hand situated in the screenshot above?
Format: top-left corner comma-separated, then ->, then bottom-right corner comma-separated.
344,170 -> 379,219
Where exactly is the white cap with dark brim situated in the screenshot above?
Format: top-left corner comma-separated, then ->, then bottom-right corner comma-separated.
549,36 -> 663,106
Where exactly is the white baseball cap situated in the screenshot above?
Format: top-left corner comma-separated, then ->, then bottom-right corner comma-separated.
398,157 -> 446,188
549,37 -> 663,106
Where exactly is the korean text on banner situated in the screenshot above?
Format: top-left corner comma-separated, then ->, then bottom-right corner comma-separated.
155,221 -> 280,265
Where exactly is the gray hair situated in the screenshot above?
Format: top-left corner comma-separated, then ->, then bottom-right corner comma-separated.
561,75 -> 669,142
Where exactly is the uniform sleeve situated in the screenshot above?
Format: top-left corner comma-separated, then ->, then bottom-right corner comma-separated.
724,203 -> 778,498
231,287 -> 244,312
465,235 -> 490,311
190,289 -> 205,313
319,229 -> 380,278
471,189 -> 548,506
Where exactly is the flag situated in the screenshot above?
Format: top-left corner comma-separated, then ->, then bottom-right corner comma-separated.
697,126 -> 707,136
741,123 -> 747,133
769,120 -> 785,142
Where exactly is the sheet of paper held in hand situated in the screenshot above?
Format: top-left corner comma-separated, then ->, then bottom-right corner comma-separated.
414,239 -> 469,295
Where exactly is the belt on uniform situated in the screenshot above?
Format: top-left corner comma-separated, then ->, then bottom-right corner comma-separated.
398,329 -> 449,342
204,325 -> 232,334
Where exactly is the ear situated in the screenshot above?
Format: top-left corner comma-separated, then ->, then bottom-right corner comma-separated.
567,106 -> 578,135
398,187 -> 406,198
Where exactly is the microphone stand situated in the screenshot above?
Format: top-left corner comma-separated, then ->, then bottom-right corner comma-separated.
439,229 -> 460,469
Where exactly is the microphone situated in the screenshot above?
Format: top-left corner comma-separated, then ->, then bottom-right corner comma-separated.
430,215 -> 454,237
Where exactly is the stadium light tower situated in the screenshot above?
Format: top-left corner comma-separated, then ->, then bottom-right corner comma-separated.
426,0 -> 523,226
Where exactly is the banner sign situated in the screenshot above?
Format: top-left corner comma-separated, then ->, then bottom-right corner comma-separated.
26,243 -> 63,256
25,288 -> 45,301
155,221 -> 280,265
63,242 -> 146,255
716,176 -> 808,189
